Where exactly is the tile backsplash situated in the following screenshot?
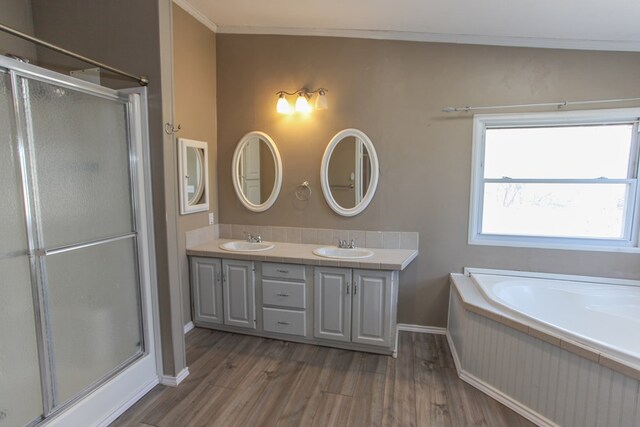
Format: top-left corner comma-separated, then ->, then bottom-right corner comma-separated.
215,224 -> 419,250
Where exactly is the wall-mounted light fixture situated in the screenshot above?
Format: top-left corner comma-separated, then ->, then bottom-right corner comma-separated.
276,87 -> 328,115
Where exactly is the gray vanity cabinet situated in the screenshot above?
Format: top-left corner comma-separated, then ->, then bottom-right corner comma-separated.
351,269 -> 393,347
314,267 -> 352,342
314,267 -> 394,348
190,257 -> 223,325
222,259 -> 256,330
190,255 -> 400,356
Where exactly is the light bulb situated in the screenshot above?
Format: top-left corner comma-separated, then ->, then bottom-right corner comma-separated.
276,93 -> 292,114
295,93 -> 312,113
315,89 -> 328,110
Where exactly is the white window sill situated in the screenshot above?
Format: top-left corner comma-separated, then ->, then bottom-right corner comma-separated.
469,237 -> 640,254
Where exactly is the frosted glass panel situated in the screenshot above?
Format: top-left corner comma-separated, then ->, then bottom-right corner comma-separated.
0,72 -> 28,256
46,238 -> 142,404
25,78 -> 133,248
0,256 -> 44,425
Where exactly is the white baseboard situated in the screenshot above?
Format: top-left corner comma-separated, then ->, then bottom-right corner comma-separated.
183,321 -> 195,334
160,367 -> 190,387
446,331 -> 556,427
97,377 -> 159,427
397,323 -> 446,335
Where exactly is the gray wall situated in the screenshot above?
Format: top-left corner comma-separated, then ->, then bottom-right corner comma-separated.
0,0 -> 37,61
216,34 -> 640,327
172,3 -> 217,326
30,0 -> 181,374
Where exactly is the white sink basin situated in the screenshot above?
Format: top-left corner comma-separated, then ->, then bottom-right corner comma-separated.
313,246 -> 374,259
219,241 -> 275,252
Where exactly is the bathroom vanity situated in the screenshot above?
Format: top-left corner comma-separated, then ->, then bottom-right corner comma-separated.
187,239 -> 417,357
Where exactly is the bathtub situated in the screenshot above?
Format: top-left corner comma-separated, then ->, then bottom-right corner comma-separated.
470,271 -> 640,370
447,269 -> 640,427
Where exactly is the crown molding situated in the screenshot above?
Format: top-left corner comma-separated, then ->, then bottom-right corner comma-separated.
216,25 -> 640,52
173,0 -> 218,33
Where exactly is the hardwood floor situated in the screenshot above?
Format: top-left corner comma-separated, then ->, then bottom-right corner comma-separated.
112,328 -> 535,427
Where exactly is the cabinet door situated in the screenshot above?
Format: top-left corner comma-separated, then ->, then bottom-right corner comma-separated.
314,267 -> 351,342
222,259 -> 256,329
352,269 -> 393,347
191,257 -> 223,325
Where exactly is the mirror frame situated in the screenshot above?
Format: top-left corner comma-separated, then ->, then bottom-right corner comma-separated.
320,128 -> 379,217
232,131 -> 283,212
179,138 -> 210,215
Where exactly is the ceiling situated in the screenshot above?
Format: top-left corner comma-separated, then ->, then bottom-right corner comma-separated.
177,0 -> 640,51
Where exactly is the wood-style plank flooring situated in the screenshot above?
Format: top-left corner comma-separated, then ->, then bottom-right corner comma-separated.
112,328 -> 535,427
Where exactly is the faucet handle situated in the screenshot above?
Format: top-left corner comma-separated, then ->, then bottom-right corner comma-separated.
349,239 -> 356,249
255,234 -> 262,243
243,231 -> 252,242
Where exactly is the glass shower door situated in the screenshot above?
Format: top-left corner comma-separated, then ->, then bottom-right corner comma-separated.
16,76 -> 145,411
0,70 -> 44,427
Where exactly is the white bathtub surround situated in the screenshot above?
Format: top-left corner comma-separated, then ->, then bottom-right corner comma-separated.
448,271 -> 640,427
472,272 -> 640,369
215,224 -> 419,250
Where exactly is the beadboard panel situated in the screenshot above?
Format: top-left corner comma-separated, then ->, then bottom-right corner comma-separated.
448,287 -> 640,427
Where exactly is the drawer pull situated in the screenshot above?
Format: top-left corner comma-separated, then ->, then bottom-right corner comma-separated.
276,269 -> 289,274
277,321 -> 290,325
277,293 -> 290,297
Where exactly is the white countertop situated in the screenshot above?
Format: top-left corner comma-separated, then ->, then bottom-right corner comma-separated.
187,239 -> 418,271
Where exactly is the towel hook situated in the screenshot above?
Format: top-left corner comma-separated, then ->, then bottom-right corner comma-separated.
165,122 -> 181,134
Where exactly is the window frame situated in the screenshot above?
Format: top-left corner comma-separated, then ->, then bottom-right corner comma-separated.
469,108 -> 640,253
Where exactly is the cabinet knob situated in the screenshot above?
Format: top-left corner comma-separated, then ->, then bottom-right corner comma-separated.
277,269 -> 289,274
277,321 -> 290,326
277,293 -> 289,297
346,283 -> 350,294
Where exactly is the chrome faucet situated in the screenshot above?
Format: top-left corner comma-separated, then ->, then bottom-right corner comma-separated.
337,239 -> 356,249
244,232 -> 262,243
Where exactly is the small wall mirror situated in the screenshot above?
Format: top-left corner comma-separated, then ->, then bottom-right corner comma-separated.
179,138 -> 209,215
320,128 -> 379,216
232,131 -> 283,212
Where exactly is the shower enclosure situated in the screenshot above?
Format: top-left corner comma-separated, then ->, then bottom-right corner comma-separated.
0,57 -> 158,426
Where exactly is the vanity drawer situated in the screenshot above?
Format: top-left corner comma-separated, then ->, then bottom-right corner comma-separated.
262,279 -> 306,309
263,307 -> 306,337
262,262 -> 306,281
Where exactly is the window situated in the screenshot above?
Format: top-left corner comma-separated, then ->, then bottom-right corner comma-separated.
469,109 -> 640,252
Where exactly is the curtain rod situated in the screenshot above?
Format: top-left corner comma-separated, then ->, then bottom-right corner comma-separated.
0,22 -> 148,86
442,97 -> 640,113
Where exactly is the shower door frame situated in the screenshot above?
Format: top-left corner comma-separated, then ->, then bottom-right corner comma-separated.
0,55 -> 162,427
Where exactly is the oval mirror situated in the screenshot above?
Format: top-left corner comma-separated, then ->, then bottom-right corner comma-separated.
320,129 -> 379,216
186,146 -> 205,204
179,138 -> 209,215
232,131 -> 283,212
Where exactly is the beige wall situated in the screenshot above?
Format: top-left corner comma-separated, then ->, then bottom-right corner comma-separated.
172,3 -> 217,325
0,0 -> 37,62
216,34 -> 640,327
